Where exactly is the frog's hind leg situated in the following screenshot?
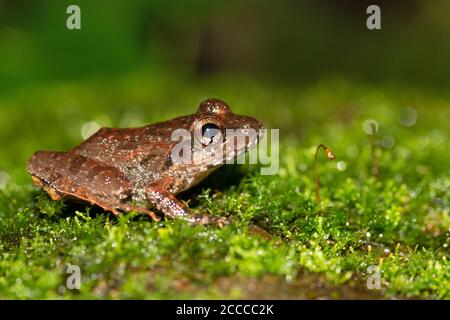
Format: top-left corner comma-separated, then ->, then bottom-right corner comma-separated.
59,180 -> 161,221
28,151 -> 161,221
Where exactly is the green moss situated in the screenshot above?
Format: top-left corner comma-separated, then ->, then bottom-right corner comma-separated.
0,74 -> 449,299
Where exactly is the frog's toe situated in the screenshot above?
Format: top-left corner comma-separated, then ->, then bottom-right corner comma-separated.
214,216 -> 231,228
118,204 -> 161,221
216,216 -> 231,227
185,214 -> 231,227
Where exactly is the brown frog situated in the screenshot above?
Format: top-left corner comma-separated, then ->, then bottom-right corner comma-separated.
28,98 -> 264,226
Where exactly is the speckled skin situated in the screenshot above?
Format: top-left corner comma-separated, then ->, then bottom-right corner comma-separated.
28,99 -> 263,226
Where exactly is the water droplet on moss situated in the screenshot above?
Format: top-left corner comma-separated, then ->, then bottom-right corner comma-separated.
336,161 -> 347,171
399,107 -> 417,127
381,135 -> 395,148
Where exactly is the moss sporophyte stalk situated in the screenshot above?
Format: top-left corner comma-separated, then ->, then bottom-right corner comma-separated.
314,144 -> 336,205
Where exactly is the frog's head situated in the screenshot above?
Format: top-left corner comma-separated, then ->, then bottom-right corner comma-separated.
168,98 -> 264,193
189,98 -> 265,166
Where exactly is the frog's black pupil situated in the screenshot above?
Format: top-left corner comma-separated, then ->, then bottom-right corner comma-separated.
201,123 -> 220,142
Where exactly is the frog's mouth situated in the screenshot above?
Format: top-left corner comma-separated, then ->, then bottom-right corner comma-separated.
194,122 -> 265,168
225,126 -> 265,162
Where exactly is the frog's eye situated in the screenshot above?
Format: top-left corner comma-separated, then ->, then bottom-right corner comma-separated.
201,123 -> 221,145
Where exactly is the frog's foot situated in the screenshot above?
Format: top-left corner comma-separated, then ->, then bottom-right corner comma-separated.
31,176 -> 62,201
184,214 -> 231,227
145,183 -> 230,227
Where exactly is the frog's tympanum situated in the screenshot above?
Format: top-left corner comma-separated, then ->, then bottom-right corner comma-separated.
28,99 -> 264,226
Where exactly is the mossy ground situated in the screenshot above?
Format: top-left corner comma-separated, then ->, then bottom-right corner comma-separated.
0,74 -> 449,299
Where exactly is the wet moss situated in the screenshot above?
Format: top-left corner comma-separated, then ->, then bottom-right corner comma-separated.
0,75 -> 448,299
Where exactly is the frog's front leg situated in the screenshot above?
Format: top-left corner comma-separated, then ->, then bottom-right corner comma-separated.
145,177 -> 230,227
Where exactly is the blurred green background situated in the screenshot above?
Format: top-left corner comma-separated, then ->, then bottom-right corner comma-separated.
0,0 -> 449,299
2,0 -> 450,90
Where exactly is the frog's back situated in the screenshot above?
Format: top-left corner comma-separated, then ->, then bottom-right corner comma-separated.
71,113 -> 196,164
71,126 -> 173,185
